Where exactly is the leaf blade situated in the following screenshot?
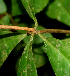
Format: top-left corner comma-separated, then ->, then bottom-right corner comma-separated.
17,37 -> 37,76
0,0 -> 7,14
33,0 -> 49,13
38,33 -> 70,76
21,0 -> 35,21
0,14 -> 10,25
0,31 -> 27,67
46,0 -> 70,26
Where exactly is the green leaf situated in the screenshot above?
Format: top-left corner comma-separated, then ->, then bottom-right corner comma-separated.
63,38 -> 70,43
11,0 -> 26,16
23,35 -> 31,45
33,53 -> 47,68
33,45 -> 48,68
17,40 -> 37,76
38,33 -> 70,76
0,0 -> 7,14
11,0 -> 22,16
0,31 -> 27,67
21,0 -> 38,28
33,25 -> 53,44
33,34 -> 52,44
36,25 -> 53,38
33,0 -> 49,13
21,0 -> 36,21
0,14 -> 10,25
46,0 -> 70,26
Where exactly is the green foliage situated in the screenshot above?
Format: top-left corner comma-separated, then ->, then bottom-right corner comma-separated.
17,40 -> 37,76
0,0 -> 7,14
0,30 -> 27,67
0,14 -> 10,25
44,38 -> 70,76
0,0 -> 70,76
21,0 -> 36,22
38,33 -> 70,76
11,0 -> 23,16
33,0 -> 49,13
46,0 -> 70,26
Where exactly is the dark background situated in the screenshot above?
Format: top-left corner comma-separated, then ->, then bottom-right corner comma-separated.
0,0 -> 70,76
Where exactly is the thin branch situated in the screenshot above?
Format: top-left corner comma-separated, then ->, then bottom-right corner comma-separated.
37,29 -> 70,34
0,25 -> 35,32
0,25 -> 70,34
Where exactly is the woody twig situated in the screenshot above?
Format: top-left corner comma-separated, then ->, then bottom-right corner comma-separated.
0,25 -> 70,34
37,29 -> 70,34
0,25 -> 35,32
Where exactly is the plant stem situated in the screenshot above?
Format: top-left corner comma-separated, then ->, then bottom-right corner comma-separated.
0,25 -> 70,34
37,29 -> 70,34
0,25 -> 35,32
